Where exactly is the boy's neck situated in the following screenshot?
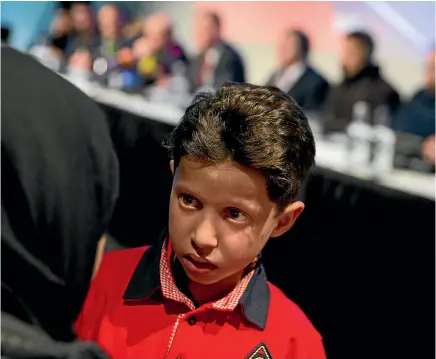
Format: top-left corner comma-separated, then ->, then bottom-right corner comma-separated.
172,257 -> 244,307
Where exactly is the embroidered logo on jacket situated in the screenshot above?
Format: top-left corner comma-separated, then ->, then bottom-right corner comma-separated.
246,342 -> 272,359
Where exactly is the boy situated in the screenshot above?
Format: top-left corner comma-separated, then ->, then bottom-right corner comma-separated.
75,83 -> 325,359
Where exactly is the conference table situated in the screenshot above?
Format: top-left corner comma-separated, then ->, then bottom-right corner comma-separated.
69,78 -> 435,358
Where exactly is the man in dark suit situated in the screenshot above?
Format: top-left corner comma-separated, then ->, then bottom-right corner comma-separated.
266,29 -> 330,111
187,11 -> 245,93
322,31 -> 400,133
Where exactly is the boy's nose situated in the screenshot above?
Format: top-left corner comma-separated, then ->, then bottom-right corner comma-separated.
191,219 -> 218,255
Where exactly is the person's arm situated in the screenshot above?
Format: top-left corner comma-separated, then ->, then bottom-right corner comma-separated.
305,77 -> 330,112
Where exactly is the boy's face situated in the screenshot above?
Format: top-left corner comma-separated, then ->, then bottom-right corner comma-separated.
168,156 -> 304,286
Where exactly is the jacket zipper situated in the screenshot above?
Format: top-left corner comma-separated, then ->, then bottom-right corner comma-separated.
164,313 -> 185,359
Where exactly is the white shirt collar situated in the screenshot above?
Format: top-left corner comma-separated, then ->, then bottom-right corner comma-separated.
275,61 -> 307,93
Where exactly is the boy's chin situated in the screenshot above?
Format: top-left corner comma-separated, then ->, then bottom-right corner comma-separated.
182,268 -> 222,286
182,265 -> 244,288
185,271 -> 221,285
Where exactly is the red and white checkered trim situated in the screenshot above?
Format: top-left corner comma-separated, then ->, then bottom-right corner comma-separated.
159,238 -> 254,311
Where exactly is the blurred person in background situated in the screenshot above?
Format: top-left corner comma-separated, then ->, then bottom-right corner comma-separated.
66,47 -> 94,81
393,51 -> 435,151
113,12 -> 188,92
1,46 -> 119,359
29,6 -> 73,72
49,6 -> 73,54
188,11 -> 246,93
95,4 -> 123,62
66,1 -> 98,57
322,31 -> 400,133
136,12 -> 188,86
91,4 -> 126,82
266,29 -> 330,111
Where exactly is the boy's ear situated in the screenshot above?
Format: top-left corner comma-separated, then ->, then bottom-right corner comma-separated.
169,159 -> 174,175
270,201 -> 305,238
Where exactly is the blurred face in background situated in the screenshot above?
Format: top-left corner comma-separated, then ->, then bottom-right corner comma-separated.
71,4 -> 93,34
98,5 -> 119,41
67,49 -> 93,80
50,9 -> 72,37
277,31 -> 301,69
426,52 -> 435,93
143,13 -> 172,54
340,37 -> 368,78
195,13 -> 220,53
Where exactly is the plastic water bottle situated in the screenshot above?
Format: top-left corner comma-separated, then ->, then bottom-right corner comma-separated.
346,101 -> 372,175
371,105 -> 396,177
169,61 -> 191,107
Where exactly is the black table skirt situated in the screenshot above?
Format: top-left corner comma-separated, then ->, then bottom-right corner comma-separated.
101,104 -> 435,358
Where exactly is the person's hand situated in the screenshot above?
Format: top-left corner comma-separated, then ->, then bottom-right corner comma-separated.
421,134 -> 435,164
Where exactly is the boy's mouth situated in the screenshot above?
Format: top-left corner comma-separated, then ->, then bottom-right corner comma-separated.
181,255 -> 217,275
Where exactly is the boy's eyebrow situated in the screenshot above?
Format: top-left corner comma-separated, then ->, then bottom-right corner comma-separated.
231,198 -> 262,214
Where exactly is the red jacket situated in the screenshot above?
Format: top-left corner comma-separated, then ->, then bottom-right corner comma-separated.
75,236 -> 325,359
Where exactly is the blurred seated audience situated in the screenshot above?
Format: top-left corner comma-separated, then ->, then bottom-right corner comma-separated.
187,11 -> 245,93
111,13 -> 189,92
393,51 -> 435,139
266,29 -> 330,111
322,31 -> 400,133
136,13 -> 188,85
66,2 -> 98,57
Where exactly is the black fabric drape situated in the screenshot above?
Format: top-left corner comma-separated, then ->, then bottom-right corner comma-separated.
102,104 -> 174,248
263,167 -> 435,358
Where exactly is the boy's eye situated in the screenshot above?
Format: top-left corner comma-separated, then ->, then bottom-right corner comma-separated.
179,194 -> 200,209
226,208 -> 248,222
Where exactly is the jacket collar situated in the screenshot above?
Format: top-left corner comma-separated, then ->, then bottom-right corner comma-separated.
344,63 -> 380,84
123,230 -> 270,330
